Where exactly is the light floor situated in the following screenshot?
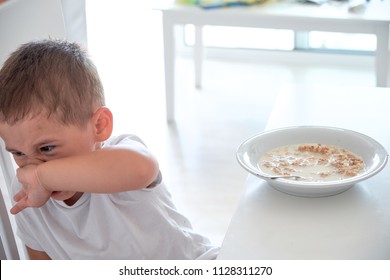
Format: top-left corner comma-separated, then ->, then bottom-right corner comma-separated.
85,1 -> 375,246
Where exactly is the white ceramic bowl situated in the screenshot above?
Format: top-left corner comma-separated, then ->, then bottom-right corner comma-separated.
236,126 -> 388,197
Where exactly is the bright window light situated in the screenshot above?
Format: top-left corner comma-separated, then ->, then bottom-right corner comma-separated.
309,31 -> 376,52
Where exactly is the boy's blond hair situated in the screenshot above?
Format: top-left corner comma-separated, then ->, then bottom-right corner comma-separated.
0,39 -> 105,126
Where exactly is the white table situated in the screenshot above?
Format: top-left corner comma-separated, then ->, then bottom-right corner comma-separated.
218,84 -> 390,259
158,0 -> 390,121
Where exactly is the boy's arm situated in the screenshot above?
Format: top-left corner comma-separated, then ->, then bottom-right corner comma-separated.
37,143 -> 159,193
26,246 -> 51,260
11,142 -> 159,214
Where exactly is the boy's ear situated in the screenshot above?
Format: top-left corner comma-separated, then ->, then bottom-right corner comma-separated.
92,107 -> 113,142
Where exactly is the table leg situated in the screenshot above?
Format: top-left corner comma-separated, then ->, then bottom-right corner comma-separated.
194,25 -> 203,89
162,13 -> 175,122
375,25 -> 390,87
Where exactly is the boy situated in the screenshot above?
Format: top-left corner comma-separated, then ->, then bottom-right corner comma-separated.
0,39 -> 218,259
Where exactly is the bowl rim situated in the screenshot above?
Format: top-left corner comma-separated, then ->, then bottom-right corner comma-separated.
236,125 -> 389,187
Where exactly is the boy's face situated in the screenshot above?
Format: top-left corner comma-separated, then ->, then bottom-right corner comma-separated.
0,114 -> 98,167
0,107 -> 112,205
0,114 -> 98,201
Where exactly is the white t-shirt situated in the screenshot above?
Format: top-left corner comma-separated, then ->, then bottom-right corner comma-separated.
13,135 -> 218,259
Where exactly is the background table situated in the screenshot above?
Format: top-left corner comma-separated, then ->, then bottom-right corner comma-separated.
218,84 -> 390,259
158,0 -> 390,121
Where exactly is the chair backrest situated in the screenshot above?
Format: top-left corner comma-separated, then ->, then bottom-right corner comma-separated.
0,119 -> 21,260
0,0 -> 66,66
0,0 -> 66,259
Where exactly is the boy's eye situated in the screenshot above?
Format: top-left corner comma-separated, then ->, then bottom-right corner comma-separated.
40,145 -> 55,153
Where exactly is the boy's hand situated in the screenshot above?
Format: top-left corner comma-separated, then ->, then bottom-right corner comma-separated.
11,165 -> 52,215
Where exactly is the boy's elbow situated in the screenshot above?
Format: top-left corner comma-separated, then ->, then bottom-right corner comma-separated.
139,158 -> 160,188
113,147 -> 161,190
128,154 -> 160,189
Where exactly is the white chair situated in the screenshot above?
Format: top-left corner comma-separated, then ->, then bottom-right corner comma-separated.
60,0 -> 88,48
0,0 -> 67,259
0,139 -> 19,259
0,0 -> 67,65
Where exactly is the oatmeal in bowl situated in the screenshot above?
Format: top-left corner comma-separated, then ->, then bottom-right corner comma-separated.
236,126 -> 388,197
260,143 -> 365,182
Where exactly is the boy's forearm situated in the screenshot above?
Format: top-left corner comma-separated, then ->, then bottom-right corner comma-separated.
36,148 -> 159,193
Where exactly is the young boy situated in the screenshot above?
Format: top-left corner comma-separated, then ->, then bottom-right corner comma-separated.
0,39 -> 218,260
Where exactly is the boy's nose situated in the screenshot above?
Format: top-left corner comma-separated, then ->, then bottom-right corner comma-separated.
23,155 -> 46,166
